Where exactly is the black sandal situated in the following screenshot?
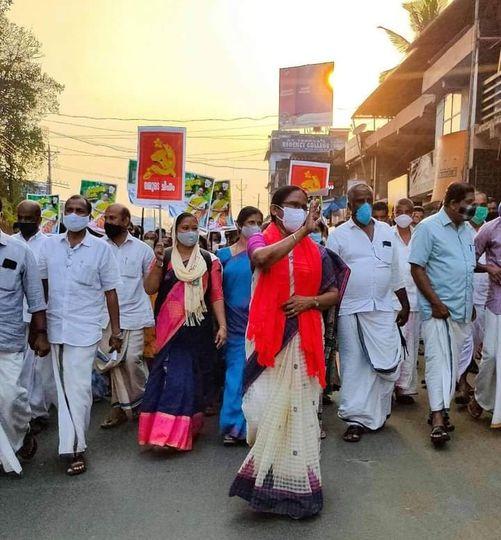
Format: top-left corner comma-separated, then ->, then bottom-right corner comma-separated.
395,394 -> 415,405
66,454 -> 86,476
16,432 -> 38,461
223,435 -> 237,446
443,412 -> 455,432
430,426 -> 450,447
343,425 -> 364,443
428,412 -> 455,432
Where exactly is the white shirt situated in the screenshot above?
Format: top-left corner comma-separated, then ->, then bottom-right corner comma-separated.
327,218 -> 404,316
392,226 -> 419,312
13,230 -> 48,322
13,230 -> 47,262
39,231 -> 121,347
102,234 -> 155,330
466,222 -> 489,306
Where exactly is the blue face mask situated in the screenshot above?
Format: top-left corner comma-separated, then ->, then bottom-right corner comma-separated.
356,202 -> 372,226
309,232 -> 323,244
177,231 -> 199,247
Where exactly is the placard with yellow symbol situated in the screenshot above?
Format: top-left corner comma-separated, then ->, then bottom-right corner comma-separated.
288,160 -> 330,196
136,126 -> 186,205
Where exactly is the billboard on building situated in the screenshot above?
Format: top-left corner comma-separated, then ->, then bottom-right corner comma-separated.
432,130 -> 467,202
409,151 -> 435,198
270,131 -> 345,153
279,62 -> 334,129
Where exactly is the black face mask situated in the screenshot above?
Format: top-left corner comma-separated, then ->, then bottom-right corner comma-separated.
14,222 -> 39,238
486,211 -> 498,222
104,223 -> 126,239
458,204 -> 476,220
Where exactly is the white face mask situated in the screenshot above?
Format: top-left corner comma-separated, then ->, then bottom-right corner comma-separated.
241,224 -> 261,238
63,213 -> 90,232
277,206 -> 307,233
395,214 -> 413,229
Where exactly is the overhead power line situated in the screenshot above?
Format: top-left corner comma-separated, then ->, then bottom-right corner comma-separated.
50,112 -> 278,123
52,144 -> 267,159
43,118 -> 275,134
186,160 -> 267,172
49,133 -> 268,141
54,157 -> 268,177
57,150 -> 265,163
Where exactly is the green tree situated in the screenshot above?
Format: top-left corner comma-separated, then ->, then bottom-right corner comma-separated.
0,0 -> 63,206
378,0 -> 447,81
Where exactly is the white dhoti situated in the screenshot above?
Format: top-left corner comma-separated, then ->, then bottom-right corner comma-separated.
421,318 -> 471,411
458,304 -> 486,377
51,343 -> 98,456
395,311 -> 421,395
0,351 -> 31,474
19,333 -> 57,420
474,309 -> 501,428
338,311 -> 401,430
95,325 -> 148,416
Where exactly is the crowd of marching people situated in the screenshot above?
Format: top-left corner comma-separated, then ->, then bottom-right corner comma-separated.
0,180 -> 500,519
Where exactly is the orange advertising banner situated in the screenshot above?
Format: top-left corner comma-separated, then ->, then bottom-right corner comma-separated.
431,130 -> 467,202
135,126 -> 186,205
288,160 -> 330,196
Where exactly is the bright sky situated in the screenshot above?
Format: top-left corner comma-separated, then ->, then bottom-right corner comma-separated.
10,0 -> 412,222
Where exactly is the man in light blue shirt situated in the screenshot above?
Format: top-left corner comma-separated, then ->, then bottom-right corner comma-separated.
410,182 -> 476,447
0,198 -> 50,474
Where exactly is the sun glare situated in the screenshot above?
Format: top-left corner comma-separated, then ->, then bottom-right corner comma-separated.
328,71 -> 335,89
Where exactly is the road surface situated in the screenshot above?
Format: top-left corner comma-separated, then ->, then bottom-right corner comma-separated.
2,379 -> 501,540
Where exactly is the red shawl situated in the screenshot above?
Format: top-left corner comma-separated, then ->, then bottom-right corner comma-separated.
246,222 -> 325,387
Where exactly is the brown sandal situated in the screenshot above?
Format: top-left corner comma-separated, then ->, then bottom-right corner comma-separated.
467,399 -> 483,420
100,410 -> 127,429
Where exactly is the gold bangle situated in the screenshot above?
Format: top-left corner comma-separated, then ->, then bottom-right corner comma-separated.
291,233 -> 297,242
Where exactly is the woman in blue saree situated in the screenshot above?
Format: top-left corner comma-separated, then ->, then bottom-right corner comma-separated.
217,206 -> 263,445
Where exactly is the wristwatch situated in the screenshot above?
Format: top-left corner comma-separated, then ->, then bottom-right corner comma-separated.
313,297 -> 320,309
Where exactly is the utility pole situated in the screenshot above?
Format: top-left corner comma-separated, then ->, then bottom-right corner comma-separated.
46,142 -> 53,194
235,178 -> 247,211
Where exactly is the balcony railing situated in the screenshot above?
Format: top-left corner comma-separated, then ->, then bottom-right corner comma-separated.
480,71 -> 501,123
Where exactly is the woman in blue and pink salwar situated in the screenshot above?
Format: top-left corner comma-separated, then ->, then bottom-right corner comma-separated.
138,213 -> 227,451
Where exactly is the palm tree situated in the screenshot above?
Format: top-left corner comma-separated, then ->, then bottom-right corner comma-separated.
378,0 -> 447,81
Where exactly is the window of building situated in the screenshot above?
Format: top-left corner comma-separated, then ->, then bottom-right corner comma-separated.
442,93 -> 462,135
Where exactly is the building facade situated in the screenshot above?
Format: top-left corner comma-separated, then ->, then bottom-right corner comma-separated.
346,0 -> 501,207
